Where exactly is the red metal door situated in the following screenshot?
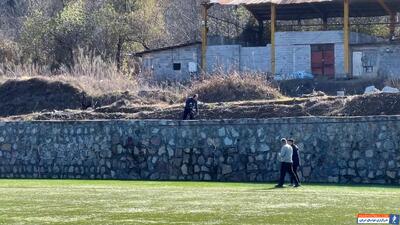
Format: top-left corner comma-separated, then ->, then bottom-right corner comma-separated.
311,44 -> 335,78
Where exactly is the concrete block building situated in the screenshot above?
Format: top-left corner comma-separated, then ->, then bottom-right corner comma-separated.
135,0 -> 400,81
274,31 -> 383,78
136,31 -> 399,81
136,43 -> 202,81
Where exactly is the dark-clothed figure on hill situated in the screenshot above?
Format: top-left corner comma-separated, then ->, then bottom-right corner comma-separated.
288,139 -> 301,186
183,94 -> 198,120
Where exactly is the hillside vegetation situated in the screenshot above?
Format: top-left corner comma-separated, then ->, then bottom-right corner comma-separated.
1,0 -> 397,74
1,71 -> 400,120
0,0 -> 399,121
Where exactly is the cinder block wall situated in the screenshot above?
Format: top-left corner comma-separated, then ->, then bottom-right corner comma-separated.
0,117 -> 399,184
140,31 -> 389,79
141,44 -> 201,81
274,31 -> 383,77
275,31 -> 345,76
206,45 -> 241,73
351,44 -> 400,77
239,46 -> 270,73
206,45 -> 270,74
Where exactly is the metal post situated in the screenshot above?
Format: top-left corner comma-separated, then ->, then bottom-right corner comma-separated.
271,4 -> 276,75
201,3 -> 210,74
377,0 -> 396,41
322,16 -> 328,30
390,13 -> 396,40
258,20 -> 264,46
344,0 -> 350,78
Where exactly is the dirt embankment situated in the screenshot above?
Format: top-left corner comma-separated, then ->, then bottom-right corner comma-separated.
0,78 -> 85,116
1,77 -> 400,120
5,93 -> 400,121
0,78 -> 179,117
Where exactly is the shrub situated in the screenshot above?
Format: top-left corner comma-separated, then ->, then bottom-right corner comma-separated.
190,72 -> 283,103
384,77 -> 400,89
0,39 -> 20,64
0,50 -> 184,105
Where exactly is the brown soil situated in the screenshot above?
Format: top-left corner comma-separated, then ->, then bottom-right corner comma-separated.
0,78 -> 86,116
4,93 -> 400,121
191,75 -> 282,103
1,78 -> 400,121
338,93 -> 400,116
279,77 -> 385,97
0,78 -> 178,117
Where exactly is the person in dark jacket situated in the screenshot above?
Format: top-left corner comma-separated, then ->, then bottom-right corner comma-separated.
288,139 -> 301,186
183,94 -> 199,120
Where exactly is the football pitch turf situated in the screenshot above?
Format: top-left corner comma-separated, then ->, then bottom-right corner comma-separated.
0,180 -> 398,225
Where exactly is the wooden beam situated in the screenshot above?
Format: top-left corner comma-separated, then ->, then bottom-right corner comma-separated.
344,0 -> 351,78
376,0 -> 392,15
376,0 -> 396,39
271,4 -> 276,75
201,3 -> 212,74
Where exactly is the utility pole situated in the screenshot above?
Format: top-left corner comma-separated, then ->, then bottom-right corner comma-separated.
200,2 -> 212,75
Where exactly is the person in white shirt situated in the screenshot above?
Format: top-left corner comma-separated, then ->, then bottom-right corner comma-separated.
275,138 -> 300,188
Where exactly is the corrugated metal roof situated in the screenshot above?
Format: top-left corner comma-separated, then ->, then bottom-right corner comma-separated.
212,0 -> 400,5
210,0 -> 400,20
134,42 -> 201,56
211,0 -> 335,5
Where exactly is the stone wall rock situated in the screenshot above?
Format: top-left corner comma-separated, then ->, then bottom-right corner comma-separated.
0,117 -> 399,184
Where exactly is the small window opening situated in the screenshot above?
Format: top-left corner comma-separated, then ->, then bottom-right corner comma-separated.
173,63 -> 181,71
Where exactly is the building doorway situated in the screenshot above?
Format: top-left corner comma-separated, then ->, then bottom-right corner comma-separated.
311,44 -> 335,78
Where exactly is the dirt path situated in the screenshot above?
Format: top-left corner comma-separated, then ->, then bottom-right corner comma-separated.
4,93 -> 400,120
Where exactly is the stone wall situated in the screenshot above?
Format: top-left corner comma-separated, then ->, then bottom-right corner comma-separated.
0,117 -> 399,184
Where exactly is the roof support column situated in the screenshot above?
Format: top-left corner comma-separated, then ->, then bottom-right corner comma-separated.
270,4 -> 276,75
201,2 -> 211,75
343,0 -> 351,78
322,16 -> 328,30
377,0 -> 396,40
390,13 -> 396,40
258,20 -> 264,46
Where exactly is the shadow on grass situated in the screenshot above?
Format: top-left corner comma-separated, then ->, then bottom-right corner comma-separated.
304,182 -> 400,189
167,180 -> 400,190
0,179 -> 398,190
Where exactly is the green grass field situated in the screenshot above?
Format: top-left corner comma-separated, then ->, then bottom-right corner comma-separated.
0,180 -> 398,225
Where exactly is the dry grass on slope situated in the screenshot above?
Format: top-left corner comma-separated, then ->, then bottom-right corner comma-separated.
190,73 -> 283,103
